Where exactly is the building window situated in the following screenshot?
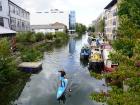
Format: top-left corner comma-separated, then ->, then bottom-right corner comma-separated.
22,21 -> 25,29
113,9 -> 117,16
113,20 -> 116,25
112,27 -> 116,34
0,17 -> 4,26
12,5 -> 15,14
10,4 -> 16,14
10,5 -> 13,13
10,17 -> 16,30
17,20 -> 20,28
0,1 -> 2,11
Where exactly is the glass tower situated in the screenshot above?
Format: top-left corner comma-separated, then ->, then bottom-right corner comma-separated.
69,11 -> 76,33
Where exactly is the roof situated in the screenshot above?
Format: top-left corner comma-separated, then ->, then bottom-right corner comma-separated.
104,0 -> 117,9
0,26 -> 16,35
31,22 -> 67,30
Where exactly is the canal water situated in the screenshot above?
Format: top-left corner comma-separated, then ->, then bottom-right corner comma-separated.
15,34 -> 107,105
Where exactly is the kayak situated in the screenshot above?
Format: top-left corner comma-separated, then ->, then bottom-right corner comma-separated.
57,78 -> 68,99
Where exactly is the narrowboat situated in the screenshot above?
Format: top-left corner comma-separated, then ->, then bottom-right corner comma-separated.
88,48 -> 104,73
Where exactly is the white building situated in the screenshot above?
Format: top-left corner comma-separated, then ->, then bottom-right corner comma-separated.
0,0 -> 10,29
31,9 -> 69,29
0,0 -> 30,32
104,0 -> 118,40
31,22 -> 67,34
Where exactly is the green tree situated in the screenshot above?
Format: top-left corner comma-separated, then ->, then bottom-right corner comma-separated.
88,25 -> 95,32
96,19 -> 105,33
76,23 -> 87,35
98,19 -> 105,33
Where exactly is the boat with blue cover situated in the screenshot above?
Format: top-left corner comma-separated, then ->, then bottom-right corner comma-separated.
80,46 -> 91,60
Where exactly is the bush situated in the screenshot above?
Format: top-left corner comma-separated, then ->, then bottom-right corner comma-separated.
21,48 -> 43,62
55,32 -> 68,40
16,32 -> 45,43
45,33 -> 54,40
35,32 -> 45,42
112,39 -> 134,57
0,38 -> 17,87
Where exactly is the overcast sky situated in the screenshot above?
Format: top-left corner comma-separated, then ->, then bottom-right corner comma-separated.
12,0 -> 111,26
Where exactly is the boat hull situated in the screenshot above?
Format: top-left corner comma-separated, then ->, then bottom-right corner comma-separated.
88,61 -> 104,74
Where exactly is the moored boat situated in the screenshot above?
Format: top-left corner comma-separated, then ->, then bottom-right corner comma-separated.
80,46 -> 91,60
88,48 -> 104,73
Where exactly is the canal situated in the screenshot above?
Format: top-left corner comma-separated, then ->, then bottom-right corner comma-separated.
15,34 -> 107,105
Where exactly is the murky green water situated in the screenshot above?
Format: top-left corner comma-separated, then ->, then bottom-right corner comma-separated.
15,34 -> 107,105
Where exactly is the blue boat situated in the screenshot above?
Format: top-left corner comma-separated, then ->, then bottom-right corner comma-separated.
80,47 -> 91,60
57,78 -> 68,100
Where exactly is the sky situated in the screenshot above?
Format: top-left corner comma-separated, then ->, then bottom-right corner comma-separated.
12,0 -> 111,26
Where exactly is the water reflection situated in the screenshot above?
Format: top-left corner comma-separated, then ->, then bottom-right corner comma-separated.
69,38 -> 76,54
80,59 -> 89,67
58,94 -> 66,104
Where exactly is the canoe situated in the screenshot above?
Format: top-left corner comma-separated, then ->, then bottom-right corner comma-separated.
57,78 -> 68,99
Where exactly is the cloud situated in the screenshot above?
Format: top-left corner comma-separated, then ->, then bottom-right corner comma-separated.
11,0 -> 111,26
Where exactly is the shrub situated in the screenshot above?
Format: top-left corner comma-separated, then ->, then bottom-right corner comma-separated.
0,38 -> 17,87
35,32 -> 45,42
45,33 -> 54,40
21,48 -> 43,62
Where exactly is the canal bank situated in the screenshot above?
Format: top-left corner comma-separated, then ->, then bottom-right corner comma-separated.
14,34 -> 107,105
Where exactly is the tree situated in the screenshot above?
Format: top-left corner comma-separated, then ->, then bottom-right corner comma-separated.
88,25 -> 95,32
98,19 -> 105,33
95,19 -> 105,34
76,23 -> 87,35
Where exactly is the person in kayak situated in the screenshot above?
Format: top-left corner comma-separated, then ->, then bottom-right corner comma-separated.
58,70 -> 66,87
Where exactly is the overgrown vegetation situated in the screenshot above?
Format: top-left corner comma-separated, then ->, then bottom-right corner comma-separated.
21,48 -> 43,62
16,32 -> 69,62
90,0 -> 140,104
0,38 -> 30,105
